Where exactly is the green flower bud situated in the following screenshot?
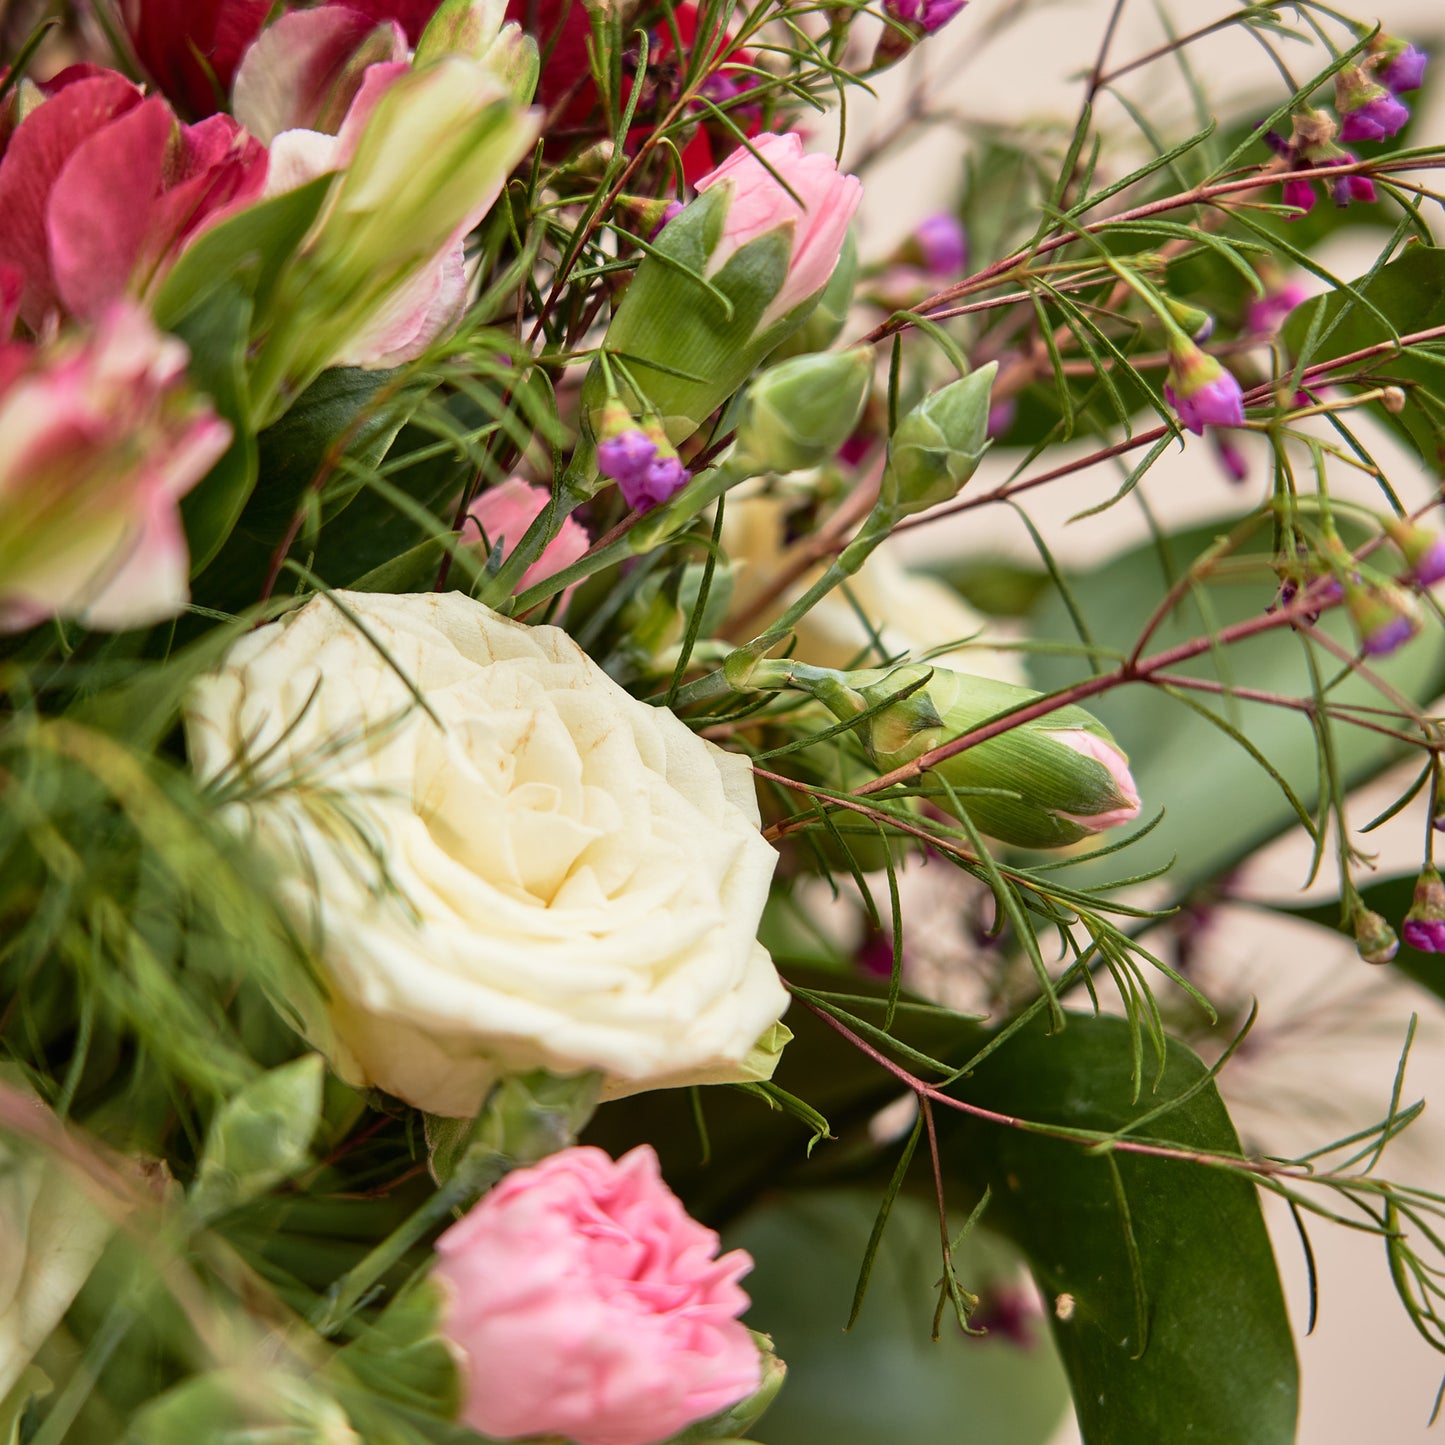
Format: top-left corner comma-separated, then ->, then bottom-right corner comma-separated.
781,661 -> 1140,850
188,1055 -> 324,1223
416,0 -> 540,103
1352,905 -> 1400,965
877,364 -> 997,523
732,347 -> 873,476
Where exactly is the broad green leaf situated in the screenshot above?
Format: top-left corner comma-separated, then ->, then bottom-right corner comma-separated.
1028,523 -> 1445,892
726,1192 -> 1070,1445
1281,245 -> 1445,473
939,1011 -> 1298,1445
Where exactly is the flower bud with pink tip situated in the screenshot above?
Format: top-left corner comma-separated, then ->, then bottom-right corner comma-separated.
466,478 -> 589,604
433,1144 -> 764,1445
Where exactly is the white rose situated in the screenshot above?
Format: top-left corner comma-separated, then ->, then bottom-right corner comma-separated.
184,591 -> 787,1118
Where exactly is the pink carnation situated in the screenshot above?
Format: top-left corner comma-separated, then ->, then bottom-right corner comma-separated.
1048,729 -> 1142,833
466,478 -> 590,603
695,132 -> 861,328
434,1145 -> 762,1445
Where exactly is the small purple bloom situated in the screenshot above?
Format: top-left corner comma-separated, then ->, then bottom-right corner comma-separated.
1164,375 -> 1245,435
1212,434 -> 1248,484
619,454 -> 690,510
1281,177 -> 1316,216
1362,612 -> 1418,656
1379,44 -> 1427,95
886,0 -> 966,33
650,200 -> 684,240
597,429 -> 658,488
1413,536 -> 1445,586
1339,91 -> 1411,143
1246,282 -> 1308,335
1332,171 -> 1377,206
914,212 -> 967,277
1403,917 -> 1445,952
987,395 -> 1017,441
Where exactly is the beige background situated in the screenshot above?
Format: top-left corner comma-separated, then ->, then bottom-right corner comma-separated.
825,2 -> 1445,1439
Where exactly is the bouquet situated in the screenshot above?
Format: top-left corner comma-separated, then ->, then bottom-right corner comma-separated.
1,0 -> 1444,1440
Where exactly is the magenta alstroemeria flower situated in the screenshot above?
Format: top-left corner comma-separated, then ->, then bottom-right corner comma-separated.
1164,339 -> 1245,434
1336,67 -> 1411,143
0,304 -> 230,632
0,69 -> 266,331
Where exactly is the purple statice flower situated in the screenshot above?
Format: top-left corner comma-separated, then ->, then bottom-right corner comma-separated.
886,0 -> 967,33
1403,868 -> 1445,953
1246,282 -> 1309,336
619,454 -> 690,511
597,429 -> 658,488
914,212 -> 968,277
1336,67 -> 1411,143
1375,39 -> 1428,95
1164,340 -> 1245,434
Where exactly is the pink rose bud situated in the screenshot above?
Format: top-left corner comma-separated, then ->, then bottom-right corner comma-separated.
0,304 -> 231,632
0,68 -> 267,330
434,1144 -> 763,1445
695,131 -> 862,330
466,478 -> 590,603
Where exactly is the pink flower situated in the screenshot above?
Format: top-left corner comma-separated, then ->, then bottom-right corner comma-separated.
466,478 -> 590,602
434,1145 -> 762,1445
1048,729 -> 1141,832
0,69 -> 267,331
341,0 -> 445,42
0,304 -> 230,632
695,132 -> 861,328
1163,337 -> 1245,434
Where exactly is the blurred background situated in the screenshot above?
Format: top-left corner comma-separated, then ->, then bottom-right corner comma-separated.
811,3 -> 1445,1440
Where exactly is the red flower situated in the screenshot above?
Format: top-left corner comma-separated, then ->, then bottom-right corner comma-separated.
122,0 -> 272,118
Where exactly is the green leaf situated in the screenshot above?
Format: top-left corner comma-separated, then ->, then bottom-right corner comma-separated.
1281,245 -> 1445,473
939,1011 -> 1298,1445
1028,522 -> 1445,892
725,1192 -> 1070,1445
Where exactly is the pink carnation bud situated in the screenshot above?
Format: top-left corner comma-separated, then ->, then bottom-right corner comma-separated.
434,1144 -> 762,1445
466,478 -> 590,604
695,132 -> 861,329
0,304 -> 230,632
1047,729 -> 1142,833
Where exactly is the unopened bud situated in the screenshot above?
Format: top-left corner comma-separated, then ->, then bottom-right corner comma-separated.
784,662 -> 1141,849
1403,867 -> 1445,953
733,348 -> 873,476
1353,906 -> 1400,964
1384,516 -> 1445,586
1346,579 -> 1422,657
876,364 -> 997,522
1165,297 -> 1214,343
1381,386 -> 1407,414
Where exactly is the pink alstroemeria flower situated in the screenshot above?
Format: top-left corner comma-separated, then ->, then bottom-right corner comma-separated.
695,131 -> 862,329
0,304 -> 231,632
0,69 -> 267,331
